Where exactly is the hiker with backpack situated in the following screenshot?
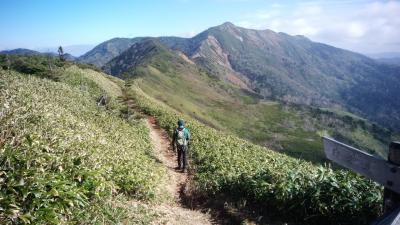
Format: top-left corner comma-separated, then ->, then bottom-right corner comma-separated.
172,119 -> 190,172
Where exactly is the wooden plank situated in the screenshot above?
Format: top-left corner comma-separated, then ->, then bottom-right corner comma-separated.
322,137 -> 400,194
389,142 -> 400,165
384,142 -> 400,214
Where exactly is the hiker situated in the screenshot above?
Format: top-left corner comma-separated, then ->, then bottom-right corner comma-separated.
172,119 -> 190,172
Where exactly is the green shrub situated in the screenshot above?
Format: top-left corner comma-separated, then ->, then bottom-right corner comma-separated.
0,54 -> 63,81
126,84 -> 382,225
0,68 -> 164,224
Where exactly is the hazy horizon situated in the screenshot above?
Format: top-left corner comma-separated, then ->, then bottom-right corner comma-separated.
1,0 -> 399,56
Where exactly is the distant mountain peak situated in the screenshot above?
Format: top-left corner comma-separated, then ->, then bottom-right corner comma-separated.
0,48 -> 41,56
102,38 -> 173,77
220,21 -> 235,27
140,38 -> 166,48
78,37 -> 144,67
82,22 -> 400,132
213,21 -> 238,31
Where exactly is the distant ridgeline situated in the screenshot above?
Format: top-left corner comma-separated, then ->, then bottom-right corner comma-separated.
75,22 -> 400,164
0,48 -> 76,61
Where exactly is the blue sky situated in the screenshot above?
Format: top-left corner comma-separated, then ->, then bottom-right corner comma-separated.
1,0 -> 399,56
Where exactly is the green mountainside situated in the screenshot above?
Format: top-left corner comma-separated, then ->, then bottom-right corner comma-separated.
0,55 -> 384,224
102,39 -> 171,78
81,22 -> 400,133
101,39 -> 396,164
126,82 -> 382,225
0,56 -> 166,223
3,21 -> 399,224
79,37 -> 144,67
163,22 -> 400,132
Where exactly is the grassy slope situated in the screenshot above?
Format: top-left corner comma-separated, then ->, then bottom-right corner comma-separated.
126,84 -> 382,225
126,49 -> 394,164
0,55 -> 386,224
0,65 -> 165,224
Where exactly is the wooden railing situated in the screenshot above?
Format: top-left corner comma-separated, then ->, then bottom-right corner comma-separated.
323,137 -> 400,225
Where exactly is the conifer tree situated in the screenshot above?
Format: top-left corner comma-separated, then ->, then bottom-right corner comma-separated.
58,46 -> 65,61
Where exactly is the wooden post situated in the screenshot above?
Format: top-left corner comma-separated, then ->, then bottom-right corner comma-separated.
384,141 -> 400,214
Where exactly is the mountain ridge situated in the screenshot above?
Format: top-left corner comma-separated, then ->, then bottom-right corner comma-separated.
98,36 -> 397,164
0,48 -> 76,61
79,37 -> 145,67
81,22 -> 400,132
0,48 -> 43,56
102,39 -> 172,78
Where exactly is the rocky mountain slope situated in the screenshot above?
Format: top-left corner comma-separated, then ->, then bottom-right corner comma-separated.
98,39 -> 397,164
163,22 -> 400,132
80,22 -> 400,132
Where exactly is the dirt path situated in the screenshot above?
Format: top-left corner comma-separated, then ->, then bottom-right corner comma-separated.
144,116 -> 213,225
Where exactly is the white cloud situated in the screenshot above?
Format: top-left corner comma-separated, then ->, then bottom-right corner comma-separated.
294,5 -> 322,16
271,3 -> 283,8
179,30 -> 198,38
346,22 -> 366,38
234,1 -> 400,54
255,10 -> 281,20
236,20 -> 256,28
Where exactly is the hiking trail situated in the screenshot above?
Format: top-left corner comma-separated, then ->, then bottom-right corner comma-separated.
144,116 -> 213,225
